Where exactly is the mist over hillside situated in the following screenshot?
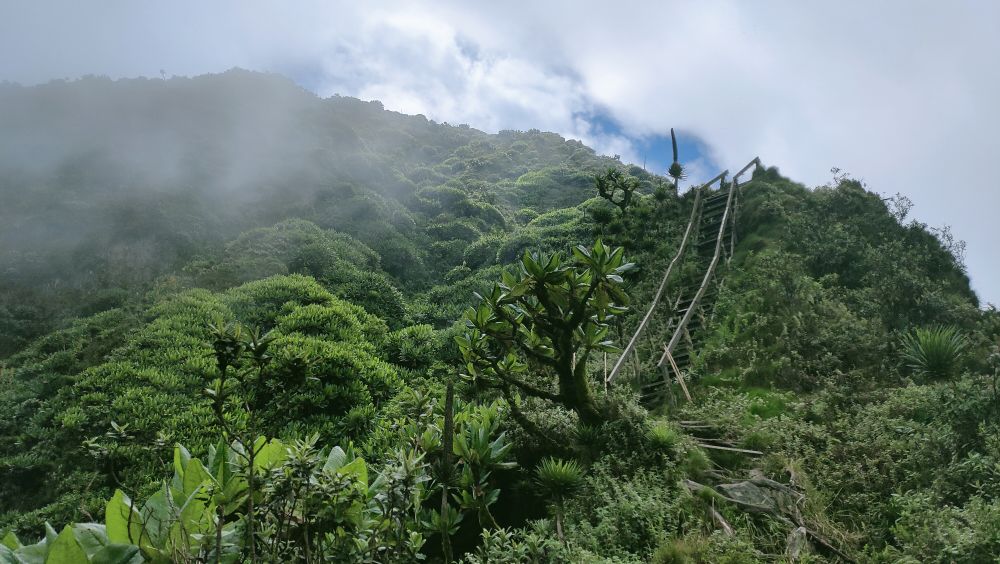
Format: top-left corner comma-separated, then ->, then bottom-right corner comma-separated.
0,68 -> 997,563
0,69 -> 622,355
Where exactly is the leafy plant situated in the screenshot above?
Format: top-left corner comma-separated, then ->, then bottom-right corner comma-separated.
457,240 -> 634,426
534,458 -> 585,543
594,168 -> 639,213
900,325 -> 969,380
647,421 -> 682,454
0,523 -> 142,564
452,407 -> 517,529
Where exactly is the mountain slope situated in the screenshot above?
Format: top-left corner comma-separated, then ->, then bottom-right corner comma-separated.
0,71 -> 997,561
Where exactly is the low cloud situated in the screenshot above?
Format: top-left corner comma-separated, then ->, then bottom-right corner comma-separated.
1,0 -> 997,302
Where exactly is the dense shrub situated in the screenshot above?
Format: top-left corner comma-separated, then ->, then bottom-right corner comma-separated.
384,324 -> 441,370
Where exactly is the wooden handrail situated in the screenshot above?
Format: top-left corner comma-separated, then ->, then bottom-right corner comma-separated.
657,157 -> 759,369
605,170 -> 728,384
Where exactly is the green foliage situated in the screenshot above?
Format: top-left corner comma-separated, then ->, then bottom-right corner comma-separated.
647,421 -> 682,454
263,332 -> 401,439
460,525 -> 564,564
886,491 -> 1000,562
509,166 -> 598,212
325,269 -> 409,329
385,324 -> 441,370
2,72 -> 998,562
463,232 -> 506,268
2,390 -> 521,562
0,522 -> 142,564
224,275 -> 336,329
0,276 -> 406,530
533,458 -> 585,504
594,167 -> 639,213
0,72 -> 620,358
457,240 -> 634,425
651,532 -> 762,564
275,301 -> 385,346
564,464 -> 684,560
901,325 -> 969,380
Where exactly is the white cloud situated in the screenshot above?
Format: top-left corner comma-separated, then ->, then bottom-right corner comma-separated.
1,0 -> 998,302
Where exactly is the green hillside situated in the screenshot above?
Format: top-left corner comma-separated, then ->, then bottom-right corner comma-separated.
1,71 -> 997,563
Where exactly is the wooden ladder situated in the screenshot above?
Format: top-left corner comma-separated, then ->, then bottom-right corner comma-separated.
606,157 -> 761,405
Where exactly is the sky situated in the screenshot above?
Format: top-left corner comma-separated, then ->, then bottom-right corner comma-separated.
1,1 -> 997,304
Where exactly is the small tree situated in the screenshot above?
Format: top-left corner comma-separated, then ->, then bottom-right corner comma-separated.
594,168 -> 639,213
457,240 -> 634,425
534,457 -> 584,544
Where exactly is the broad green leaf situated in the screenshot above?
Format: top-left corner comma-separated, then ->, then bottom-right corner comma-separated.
182,458 -> 213,498
105,490 -> 146,546
140,489 -> 171,548
71,523 -> 108,558
208,440 -> 230,485
368,472 -> 387,496
322,446 -> 348,473
90,544 -> 144,564
44,523 -> 58,546
252,437 -> 287,470
0,531 -> 19,550
176,485 -> 212,540
45,525 -> 88,564
173,444 -> 192,478
338,457 -> 368,489
0,545 -> 18,564
14,540 -> 48,564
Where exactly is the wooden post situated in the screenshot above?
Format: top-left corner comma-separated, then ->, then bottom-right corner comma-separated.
661,365 -> 677,408
657,158 -> 758,371
663,344 -> 692,402
728,189 -> 738,265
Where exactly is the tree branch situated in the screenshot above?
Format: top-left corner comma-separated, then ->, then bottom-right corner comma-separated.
512,338 -> 558,368
485,358 -> 562,403
494,370 -> 562,403
491,305 -> 559,368
568,276 -> 601,327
